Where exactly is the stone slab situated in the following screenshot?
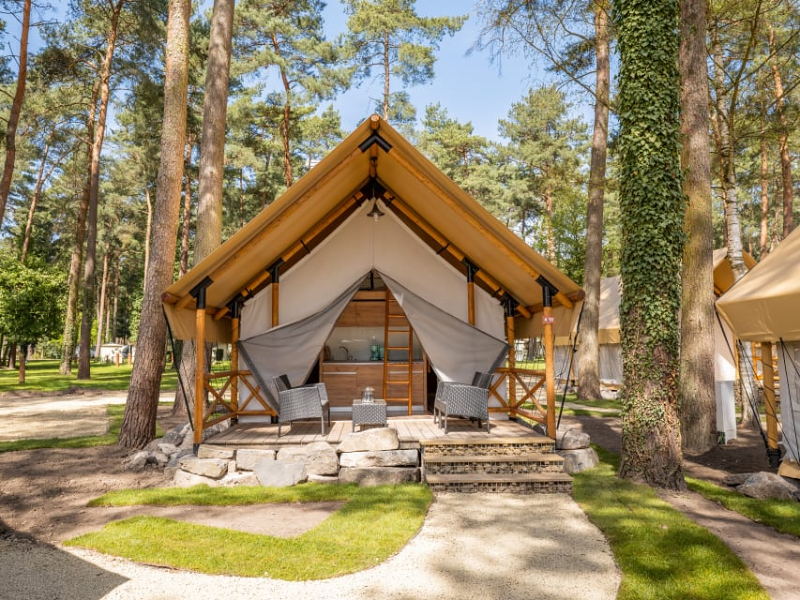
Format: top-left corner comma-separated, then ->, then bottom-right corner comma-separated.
338,427 -> 400,453
338,467 -> 420,486
179,456 -> 228,479
254,459 -> 307,487
339,449 -> 419,468
236,449 -> 276,471
198,445 -> 236,460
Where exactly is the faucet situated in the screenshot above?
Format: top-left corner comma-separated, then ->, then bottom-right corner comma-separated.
338,345 -> 354,361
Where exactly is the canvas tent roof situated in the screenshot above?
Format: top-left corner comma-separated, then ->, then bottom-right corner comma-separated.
523,248 -> 755,345
163,115 -> 582,341
717,228 -> 800,342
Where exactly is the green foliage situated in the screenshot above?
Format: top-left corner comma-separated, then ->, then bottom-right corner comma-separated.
0,255 -> 65,345
67,484 -> 433,579
342,0 -> 466,118
574,449 -> 768,600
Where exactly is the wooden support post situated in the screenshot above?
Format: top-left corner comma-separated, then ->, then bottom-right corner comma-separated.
269,259 -> 283,328
762,341 -> 781,467
229,300 -> 240,424
190,277 -> 212,451
538,276 -> 558,439
194,306 -> 206,449
506,313 -> 516,409
463,258 -> 477,326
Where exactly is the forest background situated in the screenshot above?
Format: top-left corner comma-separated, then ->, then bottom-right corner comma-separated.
0,0 -> 795,473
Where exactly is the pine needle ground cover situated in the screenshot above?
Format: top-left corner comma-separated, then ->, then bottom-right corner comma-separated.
573,449 -> 767,600
65,483 -> 432,579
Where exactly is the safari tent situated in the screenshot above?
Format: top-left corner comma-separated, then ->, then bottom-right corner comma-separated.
544,249 -> 755,442
162,115 -> 583,447
717,228 -> 800,472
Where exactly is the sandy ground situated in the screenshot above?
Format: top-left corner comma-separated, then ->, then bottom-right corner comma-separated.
1,393 -> 798,599
1,494 -> 621,600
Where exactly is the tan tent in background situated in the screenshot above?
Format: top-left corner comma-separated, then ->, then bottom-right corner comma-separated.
717,227 -> 800,472
163,115 -> 583,446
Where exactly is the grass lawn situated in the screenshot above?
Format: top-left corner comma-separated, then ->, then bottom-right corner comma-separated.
687,476 -> 800,538
65,483 -> 433,580
0,359 -> 178,393
574,448 -> 768,600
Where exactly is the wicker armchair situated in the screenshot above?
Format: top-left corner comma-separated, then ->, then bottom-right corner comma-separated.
433,372 -> 493,433
273,375 -> 330,436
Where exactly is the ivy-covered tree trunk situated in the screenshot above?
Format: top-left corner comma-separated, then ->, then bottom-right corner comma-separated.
119,0 -> 191,450
614,0 -> 686,489
577,0 -> 610,402
679,0 -> 716,454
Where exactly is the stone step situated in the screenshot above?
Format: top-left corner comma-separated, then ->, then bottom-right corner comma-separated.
424,472 -> 573,494
419,436 -> 556,457
423,452 -> 565,476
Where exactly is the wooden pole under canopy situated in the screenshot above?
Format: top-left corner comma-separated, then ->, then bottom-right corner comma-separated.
190,277 -> 212,450
762,341 -> 781,468
538,276 -> 558,439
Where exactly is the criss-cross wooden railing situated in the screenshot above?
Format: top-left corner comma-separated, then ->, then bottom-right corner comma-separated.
201,370 -> 276,429
488,366 -> 550,426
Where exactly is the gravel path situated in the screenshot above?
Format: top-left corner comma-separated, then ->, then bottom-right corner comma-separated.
1,493 -> 621,600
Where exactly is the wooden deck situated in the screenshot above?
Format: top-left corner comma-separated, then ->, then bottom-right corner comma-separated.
207,416 -> 549,448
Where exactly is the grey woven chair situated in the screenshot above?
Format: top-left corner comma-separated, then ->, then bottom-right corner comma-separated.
273,375 -> 330,436
433,371 -> 493,433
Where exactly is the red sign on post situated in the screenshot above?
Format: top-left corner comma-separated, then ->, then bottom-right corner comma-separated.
542,315 -> 555,325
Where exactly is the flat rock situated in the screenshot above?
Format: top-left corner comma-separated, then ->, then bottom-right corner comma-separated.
722,472 -> 753,487
198,445 -> 235,460
338,449 -> 419,468
338,467 -> 419,486
158,443 -> 180,456
236,449 -> 276,471
737,472 -> 800,500
179,456 -> 228,479
558,448 -> 599,474
338,427 -> 400,453
173,469 -> 219,488
124,450 -> 150,471
161,426 -> 185,446
277,442 -> 339,476
254,459 -> 307,487
308,473 -> 339,484
557,427 -> 591,450
218,471 -> 259,487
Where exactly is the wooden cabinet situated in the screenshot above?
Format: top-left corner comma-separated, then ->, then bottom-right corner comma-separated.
322,361 -> 426,410
322,364 -> 357,408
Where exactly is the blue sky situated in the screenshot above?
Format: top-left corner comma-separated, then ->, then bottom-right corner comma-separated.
321,1 -> 547,141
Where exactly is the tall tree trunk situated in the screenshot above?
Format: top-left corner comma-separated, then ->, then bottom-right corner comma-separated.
759,116 -> 770,258
175,0 -> 235,421
679,0 -> 716,454
0,0 -> 31,226
196,0 -> 233,262
112,256 -> 119,341
21,136 -> 52,264
59,81 -> 100,375
544,177 -> 555,263
577,0 -> 610,402
78,0 -> 125,380
179,135 -> 193,277
768,25 -> 794,238
95,246 -> 110,358
383,29 -> 390,120
616,0 -> 686,490
271,32 -> 293,187
119,0 -> 191,449
143,185 -> 152,289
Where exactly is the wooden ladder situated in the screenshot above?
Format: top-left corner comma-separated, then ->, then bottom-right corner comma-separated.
383,289 -> 414,414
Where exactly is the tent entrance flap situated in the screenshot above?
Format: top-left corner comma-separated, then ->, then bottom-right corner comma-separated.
381,273 -> 509,385
237,275 -> 367,411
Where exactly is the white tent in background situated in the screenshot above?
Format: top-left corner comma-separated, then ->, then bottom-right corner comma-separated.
538,249 -> 756,442
717,228 -> 800,474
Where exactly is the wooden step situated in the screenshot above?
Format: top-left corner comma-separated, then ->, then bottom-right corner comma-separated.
420,436 -> 556,456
